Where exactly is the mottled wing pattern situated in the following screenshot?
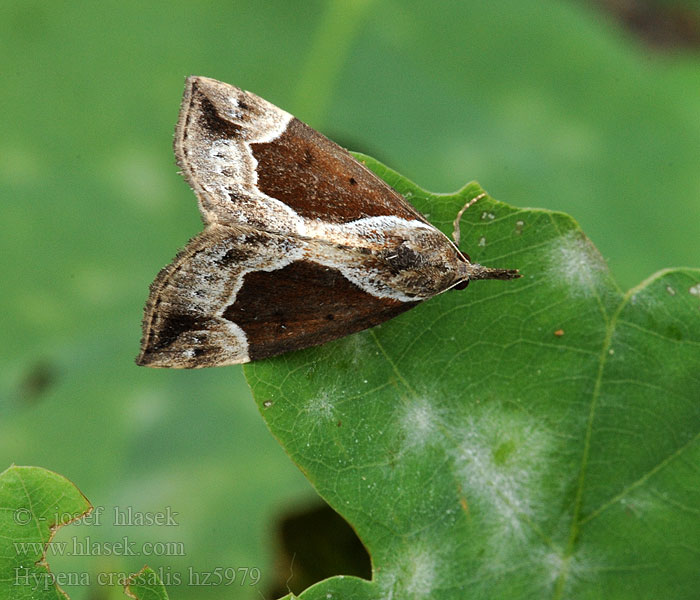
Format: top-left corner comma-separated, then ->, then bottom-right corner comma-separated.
175,76 -> 429,233
137,225 -> 417,368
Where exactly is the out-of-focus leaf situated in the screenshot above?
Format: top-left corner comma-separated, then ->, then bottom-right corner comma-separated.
0,465 -> 91,599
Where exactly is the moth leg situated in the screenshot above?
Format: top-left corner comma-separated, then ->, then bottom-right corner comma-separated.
452,192 -> 486,247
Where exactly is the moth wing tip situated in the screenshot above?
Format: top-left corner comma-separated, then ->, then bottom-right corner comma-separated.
134,350 -> 154,368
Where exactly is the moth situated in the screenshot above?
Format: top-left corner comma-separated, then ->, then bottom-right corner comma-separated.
137,76 -> 519,368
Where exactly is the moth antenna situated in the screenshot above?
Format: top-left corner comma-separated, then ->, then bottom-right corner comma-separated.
452,192 -> 487,247
466,263 -> 521,281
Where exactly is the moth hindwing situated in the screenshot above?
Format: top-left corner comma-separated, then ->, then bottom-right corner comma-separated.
137,76 -> 518,368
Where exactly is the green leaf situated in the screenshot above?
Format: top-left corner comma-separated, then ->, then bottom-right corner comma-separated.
245,155 -> 700,599
0,466 -> 170,600
125,566 -> 170,600
0,465 -> 91,599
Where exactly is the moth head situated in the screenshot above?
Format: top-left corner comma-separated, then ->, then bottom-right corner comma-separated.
375,229 -> 473,298
394,227 -> 521,293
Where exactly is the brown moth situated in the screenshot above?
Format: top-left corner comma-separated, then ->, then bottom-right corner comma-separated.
137,76 -> 519,368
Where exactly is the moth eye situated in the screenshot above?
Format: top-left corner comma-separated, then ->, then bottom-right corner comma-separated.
454,280 -> 470,290
326,314 -> 335,321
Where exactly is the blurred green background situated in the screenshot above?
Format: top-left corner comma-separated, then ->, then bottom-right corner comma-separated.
1,1 -> 699,599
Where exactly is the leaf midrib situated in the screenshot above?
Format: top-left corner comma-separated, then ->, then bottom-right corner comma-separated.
551,290 -> 622,598
552,269 -> 700,598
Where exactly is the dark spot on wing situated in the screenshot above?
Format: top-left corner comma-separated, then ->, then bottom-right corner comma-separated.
197,96 -> 242,139
217,246 -> 255,266
154,313 -> 208,351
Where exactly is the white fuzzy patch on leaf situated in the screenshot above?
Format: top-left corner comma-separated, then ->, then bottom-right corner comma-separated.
379,544 -> 437,600
452,406 -> 553,554
400,396 -> 443,450
545,231 -> 607,296
304,390 -> 336,423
